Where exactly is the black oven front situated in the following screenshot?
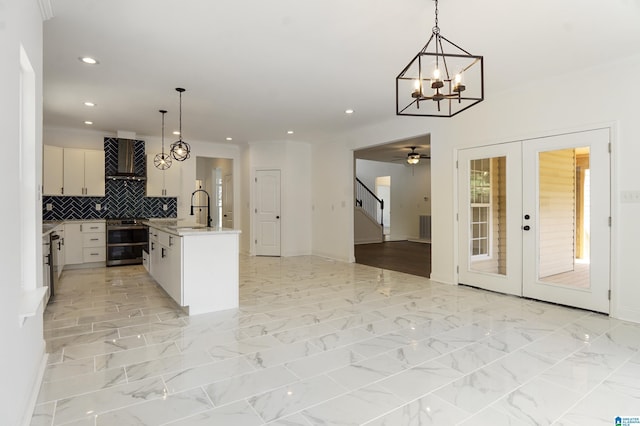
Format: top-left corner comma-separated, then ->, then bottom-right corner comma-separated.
106,219 -> 148,266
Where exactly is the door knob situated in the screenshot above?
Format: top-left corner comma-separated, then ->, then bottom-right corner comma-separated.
523,225 -> 531,231
276,216 -> 280,219
524,214 -> 531,220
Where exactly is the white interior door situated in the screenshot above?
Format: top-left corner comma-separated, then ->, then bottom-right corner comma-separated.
522,129 -> 610,313
458,129 -> 610,313
458,142 -> 523,296
255,169 -> 281,256
223,174 -> 233,228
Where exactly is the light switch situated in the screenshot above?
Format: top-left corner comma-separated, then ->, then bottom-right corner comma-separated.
95,203 -> 101,211
621,190 -> 640,203
163,204 -> 168,211
46,203 -> 53,211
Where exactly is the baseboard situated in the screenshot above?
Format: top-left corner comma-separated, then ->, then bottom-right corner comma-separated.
312,250 -> 352,264
21,344 -> 48,426
610,306 -> 640,324
354,238 -> 383,245
428,273 -> 455,286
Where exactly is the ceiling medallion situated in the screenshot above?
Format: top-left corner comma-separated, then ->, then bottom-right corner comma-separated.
170,88 -> 191,161
396,0 -> 484,117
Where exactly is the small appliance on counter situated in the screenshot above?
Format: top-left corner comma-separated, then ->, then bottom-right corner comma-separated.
106,218 -> 148,266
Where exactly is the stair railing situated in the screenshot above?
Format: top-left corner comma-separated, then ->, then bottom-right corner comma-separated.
355,177 -> 384,227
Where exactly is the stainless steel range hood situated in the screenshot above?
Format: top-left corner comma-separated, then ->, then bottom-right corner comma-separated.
106,138 -> 146,181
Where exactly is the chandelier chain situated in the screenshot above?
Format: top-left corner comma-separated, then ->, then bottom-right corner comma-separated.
433,0 -> 440,35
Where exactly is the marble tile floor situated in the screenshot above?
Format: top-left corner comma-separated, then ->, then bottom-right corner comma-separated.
30,256 -> 640,426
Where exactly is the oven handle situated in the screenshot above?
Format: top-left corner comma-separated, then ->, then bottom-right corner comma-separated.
107,226 -> 147,231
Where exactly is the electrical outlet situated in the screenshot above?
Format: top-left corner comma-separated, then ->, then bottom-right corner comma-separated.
46,203 -> 53,211
95,203 -> 101,211
163,204 -> 168,211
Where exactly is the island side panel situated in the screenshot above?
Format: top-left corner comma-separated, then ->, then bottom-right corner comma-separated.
182,233 -> 239,315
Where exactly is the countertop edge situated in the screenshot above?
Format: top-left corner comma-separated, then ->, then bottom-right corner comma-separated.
144,220 -> 241,236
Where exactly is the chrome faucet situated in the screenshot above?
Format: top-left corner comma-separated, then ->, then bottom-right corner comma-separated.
190,188 -> 212,228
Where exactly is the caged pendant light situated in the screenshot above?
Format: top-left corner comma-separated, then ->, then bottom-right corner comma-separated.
170,87 -> 191,161
396,0 -> 484,117
154,109 -> 172,170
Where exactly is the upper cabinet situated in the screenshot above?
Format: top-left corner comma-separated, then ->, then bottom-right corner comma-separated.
43,145 -> 64,196
43,145 -> 105,197
146,154 -> 181,197
62,148 -> 105,196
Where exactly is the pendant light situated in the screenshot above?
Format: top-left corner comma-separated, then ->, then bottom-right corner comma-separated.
154,109 -> 172,170
170,87 -> 191,161
396,0 -> 484,117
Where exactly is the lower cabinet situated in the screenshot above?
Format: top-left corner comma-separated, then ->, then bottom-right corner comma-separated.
65,221 -> 106,266
149,229 -> 183,305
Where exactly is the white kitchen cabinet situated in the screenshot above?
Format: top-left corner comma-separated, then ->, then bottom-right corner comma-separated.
56,227 -> 65,279
43,145 -> 64,196
64,221 -> 106,266
149,228 -> 183,304
62,148 -> 105,196
64,223 -> 83,265
145,222 -> 240,315
146,154 -> 181,197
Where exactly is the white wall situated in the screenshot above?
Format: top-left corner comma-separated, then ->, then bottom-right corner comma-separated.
312,52 -> 640,324
249,141 -> 312,257
0,1 -> 46,424
311,142 -> 355,262
356,159 -> 431,240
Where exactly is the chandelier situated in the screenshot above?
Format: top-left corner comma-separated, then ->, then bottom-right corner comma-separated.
170,88 -> 191,161
154,109 -> 172,170
396,0 -> 484,117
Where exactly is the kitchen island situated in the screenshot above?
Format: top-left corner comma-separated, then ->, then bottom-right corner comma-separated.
144,220 -> 241,315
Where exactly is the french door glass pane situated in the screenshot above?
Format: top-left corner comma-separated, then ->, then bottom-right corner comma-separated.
537,147 -> 591,288
469,156 -> 507,275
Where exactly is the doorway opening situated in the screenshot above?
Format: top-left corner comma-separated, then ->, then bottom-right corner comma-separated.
353,134 -> 432,278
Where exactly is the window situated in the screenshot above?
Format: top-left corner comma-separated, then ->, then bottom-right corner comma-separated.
470,158 -> 491,257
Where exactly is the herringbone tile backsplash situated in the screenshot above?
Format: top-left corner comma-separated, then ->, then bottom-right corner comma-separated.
42,138 -> 178,220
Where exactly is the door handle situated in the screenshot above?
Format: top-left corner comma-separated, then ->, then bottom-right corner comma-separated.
523,225 -> 531,231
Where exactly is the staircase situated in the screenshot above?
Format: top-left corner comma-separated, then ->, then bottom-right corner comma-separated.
354,178 -> 384,244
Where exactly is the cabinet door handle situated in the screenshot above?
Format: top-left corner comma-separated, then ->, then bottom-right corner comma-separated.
161,247 -> 166,258
91,252 -> 99,256
60,187 -> 64,195
90,238 -> 99,241
151,242 -> 155,251
80,224 -> 83,232
169,236 -> 173,246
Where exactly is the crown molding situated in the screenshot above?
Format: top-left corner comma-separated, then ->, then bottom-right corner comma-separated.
37,0 -> 54,21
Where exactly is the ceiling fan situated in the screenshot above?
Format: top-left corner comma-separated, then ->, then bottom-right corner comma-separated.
394,146 -> 430,165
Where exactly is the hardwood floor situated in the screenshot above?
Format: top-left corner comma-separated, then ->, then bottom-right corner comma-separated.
354,240 -> 431,278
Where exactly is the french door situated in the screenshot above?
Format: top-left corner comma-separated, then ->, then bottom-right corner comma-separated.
458,129 -> 611,313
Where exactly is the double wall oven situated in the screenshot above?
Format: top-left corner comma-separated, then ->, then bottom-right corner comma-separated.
106,218 -> 148,266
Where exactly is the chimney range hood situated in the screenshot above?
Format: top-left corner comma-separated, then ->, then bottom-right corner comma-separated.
106,138 -> 146,181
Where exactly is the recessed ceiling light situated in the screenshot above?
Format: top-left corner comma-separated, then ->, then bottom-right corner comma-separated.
84,121 -> 93,125
345,109 -> 354,114
79,57 -> 99,65
173,131 -> 180,135
287,130 -> 294,134
226,137 -> 233,141
84,102 -> 95,107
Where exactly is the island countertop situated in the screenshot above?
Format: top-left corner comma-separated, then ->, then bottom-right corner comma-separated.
143,219 -> 241,237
